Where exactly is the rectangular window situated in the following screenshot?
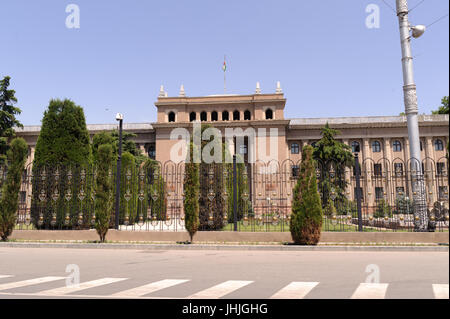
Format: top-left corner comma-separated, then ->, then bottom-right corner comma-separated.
374,164 -> 382,176
437,162 -> 446,176
239,144 -> 248,155
291,165 -> 300,178
396,187 -> 405,196
439,186 -> 448,201
290,143 -> 300,154
394,163 -> 403,176
148,144 -> 156,159
375,187 -> 384,201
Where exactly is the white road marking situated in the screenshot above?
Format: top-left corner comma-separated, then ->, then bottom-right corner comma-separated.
351,283 -> 389,299
111,279 -> 190,298
0,275 -> 13,279
36,278 -> 128,296
432,284 -> 449,299
188,280 -> 253,299
0,276 -> 65,292
270,282 -> 319,299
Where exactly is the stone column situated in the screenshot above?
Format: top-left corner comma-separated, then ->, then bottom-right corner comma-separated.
343,139 -> 352,200
363,139 -> 373,207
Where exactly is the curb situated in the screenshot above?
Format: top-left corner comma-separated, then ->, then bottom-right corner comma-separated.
0,242 -> 448,252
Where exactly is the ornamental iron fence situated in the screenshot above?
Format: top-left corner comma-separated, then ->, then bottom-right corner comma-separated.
0,155 -> 448,232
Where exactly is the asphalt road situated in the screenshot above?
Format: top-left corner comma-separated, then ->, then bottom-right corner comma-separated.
0,247 -> 448,299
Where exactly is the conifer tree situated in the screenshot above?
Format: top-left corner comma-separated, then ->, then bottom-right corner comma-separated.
94,144 -> 113,242
33,99 -> 91,167
290,145 -> 323,245
184,143 -> 199,243
0,138 -> 28,241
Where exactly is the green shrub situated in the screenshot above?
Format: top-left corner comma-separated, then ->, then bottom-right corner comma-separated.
0,138 -> 28,241
374,199 -> 391,218
290,145 -> 323,245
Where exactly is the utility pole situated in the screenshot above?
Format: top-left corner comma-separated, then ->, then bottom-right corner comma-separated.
396,0 -> 428,231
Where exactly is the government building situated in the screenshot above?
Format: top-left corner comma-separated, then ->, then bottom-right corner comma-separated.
15,84 -> 449,212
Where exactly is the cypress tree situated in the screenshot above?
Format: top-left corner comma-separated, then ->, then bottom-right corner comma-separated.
184,143 -> 199,243
31,99 -> 92,229
94,144 -> 114,242
0,138 -> 28,241
290,145 -> 323,245
33,99 -> 91,166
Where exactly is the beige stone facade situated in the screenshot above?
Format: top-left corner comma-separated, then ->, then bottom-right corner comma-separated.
14,91 -> 449,211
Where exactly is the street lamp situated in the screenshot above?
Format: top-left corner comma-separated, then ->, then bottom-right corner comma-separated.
114,113 -> 124,230
395,0 -> 428,231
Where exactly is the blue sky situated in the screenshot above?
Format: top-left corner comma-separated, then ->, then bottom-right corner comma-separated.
1,0 -> 448,125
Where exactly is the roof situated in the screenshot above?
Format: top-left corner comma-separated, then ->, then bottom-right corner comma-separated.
288,114 -> 449,129
15,123 -> 154,134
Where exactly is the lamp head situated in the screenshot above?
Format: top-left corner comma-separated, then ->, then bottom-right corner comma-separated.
411,25 -> 426,38
116,113 -> 124,121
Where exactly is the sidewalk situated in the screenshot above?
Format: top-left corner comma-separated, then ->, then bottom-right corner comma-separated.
1,241 -> 448,252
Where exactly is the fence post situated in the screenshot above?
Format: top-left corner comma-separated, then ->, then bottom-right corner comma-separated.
233,154 -> 238,231
354,152 -> 363,232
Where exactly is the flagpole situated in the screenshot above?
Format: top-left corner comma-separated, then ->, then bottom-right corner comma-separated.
224,55 -> 226,94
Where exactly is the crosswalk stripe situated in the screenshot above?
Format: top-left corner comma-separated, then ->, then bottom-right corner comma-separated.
188,280 -> 253,299
111,279 -> 190,298
0,275 -> 13,279
0,276 -> 65,292
432,284 -> 449,299
270,282 -> 319,299
351,283 -> 389,299
36,278 -> 128,296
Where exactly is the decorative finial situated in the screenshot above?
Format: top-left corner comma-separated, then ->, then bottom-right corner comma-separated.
276,81 -> 283,94
179,84 -> 186,97
255,82 -> 261,94
159,85 -> 165,98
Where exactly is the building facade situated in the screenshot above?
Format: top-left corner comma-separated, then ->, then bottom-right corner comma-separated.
14,88 -> 449,213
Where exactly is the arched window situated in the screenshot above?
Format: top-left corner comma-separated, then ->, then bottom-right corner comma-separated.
265,108 -> 273,120
168,112 -> 176,123
372,141 -> 381,153
244,110 -> 251,120
189,112 -> 196,122
393,140 -> 402,152
435,139 -> 444,151
239,144 -> 247,155
222,111 -> 229,121
200,111 -> 207,122
233,110 -> 240,121
291,143 -> 300,154
351,141 -> 360,153
211,111 -> 218,121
